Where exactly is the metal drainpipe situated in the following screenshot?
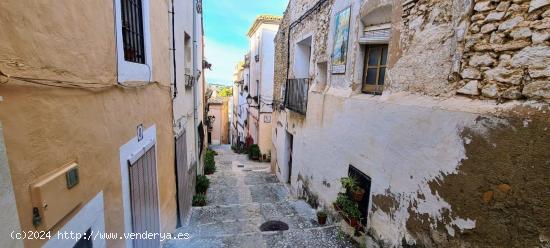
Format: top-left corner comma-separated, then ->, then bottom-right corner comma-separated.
192,0 -> 200,175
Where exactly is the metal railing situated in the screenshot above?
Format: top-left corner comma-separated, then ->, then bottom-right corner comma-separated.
284,78 -> 310,115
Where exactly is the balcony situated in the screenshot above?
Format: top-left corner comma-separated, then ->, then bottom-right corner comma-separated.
284,78 -> 310,115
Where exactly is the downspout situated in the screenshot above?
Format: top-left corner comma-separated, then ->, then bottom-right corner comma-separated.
192,0 -> 200,175
171,0 -> 178,99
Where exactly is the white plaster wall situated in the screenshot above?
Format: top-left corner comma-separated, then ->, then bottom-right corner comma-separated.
278,91 -> 519,246
172,0 -> 203,166
260,25 -> 279,113
0,122 -> 23,248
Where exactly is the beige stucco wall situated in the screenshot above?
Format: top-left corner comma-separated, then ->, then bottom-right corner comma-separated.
221,99 -> 229,144
209,104 -> 223,144
208,99 -> 230,145
0,0 -> 177,247
258,113 -> 273,156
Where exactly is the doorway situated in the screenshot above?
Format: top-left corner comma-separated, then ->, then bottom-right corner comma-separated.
128,145 -> 160,248
285,132 -> 294,184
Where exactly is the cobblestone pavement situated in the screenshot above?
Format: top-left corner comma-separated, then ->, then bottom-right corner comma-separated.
163,145 -> 356,248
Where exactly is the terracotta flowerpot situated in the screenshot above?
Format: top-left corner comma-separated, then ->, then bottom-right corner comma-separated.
317,213 -> 327,225
349,218 -> 358,227
352,188 -> 365,202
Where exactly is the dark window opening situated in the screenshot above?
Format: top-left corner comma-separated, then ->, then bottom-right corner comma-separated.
348,165 -> 371,226
284,78 -> 309,115
73,228 -> 92,248
362,45 -> 388,94
121,0 -> 146,64
198,122 -> 205,156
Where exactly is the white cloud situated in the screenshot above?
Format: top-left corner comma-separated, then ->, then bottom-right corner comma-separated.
204,38 -> 246,85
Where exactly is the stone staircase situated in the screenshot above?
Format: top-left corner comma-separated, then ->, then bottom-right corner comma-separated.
163,146 -> 356,248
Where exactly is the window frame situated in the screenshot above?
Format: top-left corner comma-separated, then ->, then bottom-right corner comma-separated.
121,0 -> 146,64
362,44 -> 388,95
115,0 -> 152,83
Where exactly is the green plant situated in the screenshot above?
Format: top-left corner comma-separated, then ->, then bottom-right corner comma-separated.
192,194 -> 206,206
335,193 -> 351,208
196,175 -> 210,194
317,210 -> 327,217
248,144 -> 261,160
204,151 -> 216,175
344,202 -> 361,219
206,149 -> 217,157
340,177 -> 358,191
335,193 -> 361,219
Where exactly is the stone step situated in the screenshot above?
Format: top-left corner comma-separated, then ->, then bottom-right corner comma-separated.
187,200 -> 317,226
206,182 -> 290,206
164,225 -> 356,248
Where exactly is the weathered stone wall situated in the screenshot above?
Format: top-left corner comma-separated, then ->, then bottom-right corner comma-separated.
273,0 -> 550,247
458,0 -> 550,100
397,0 -> 550,100
390,0 -> 472,96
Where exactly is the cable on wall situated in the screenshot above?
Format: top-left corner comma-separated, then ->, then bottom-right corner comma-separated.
0,69 -> 170,90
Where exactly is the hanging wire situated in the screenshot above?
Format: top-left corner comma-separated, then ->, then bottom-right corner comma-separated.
0,69 -> 170,90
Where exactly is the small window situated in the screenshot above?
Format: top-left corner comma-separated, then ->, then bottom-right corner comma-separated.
121,0 -> 146,64
184,32 -> 192,70
362,45 -> 388,94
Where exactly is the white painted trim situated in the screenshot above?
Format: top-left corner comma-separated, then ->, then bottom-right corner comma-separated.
44,192 -> 106,248
114,0 -> 153,83
119,125 -> 159,248
364,23 -> 392,32
128,138 -> 155,165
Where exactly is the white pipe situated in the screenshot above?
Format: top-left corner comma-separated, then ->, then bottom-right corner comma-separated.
192,0 -> 200,174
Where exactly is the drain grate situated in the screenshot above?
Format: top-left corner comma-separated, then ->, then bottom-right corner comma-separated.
237,164 -> 244,168
259,221 -> 289,232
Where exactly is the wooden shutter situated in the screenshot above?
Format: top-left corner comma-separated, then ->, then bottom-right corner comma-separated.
128,145 -> 160,248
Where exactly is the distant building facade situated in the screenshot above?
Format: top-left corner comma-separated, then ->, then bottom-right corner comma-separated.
207,88 -> 230,145
232,15 -> 281,157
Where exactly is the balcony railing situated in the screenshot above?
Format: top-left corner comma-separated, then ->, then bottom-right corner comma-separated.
284,78 -> 310,115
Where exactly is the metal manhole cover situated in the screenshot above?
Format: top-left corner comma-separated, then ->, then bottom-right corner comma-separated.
259,221 -> 289,232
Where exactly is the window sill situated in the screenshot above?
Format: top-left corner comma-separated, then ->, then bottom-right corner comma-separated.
118,60 -> 152,83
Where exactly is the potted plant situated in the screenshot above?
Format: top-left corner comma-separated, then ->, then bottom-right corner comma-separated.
248,144 -> 261,160
205,152 -> 216,175
196,175 -> 210,194
341,177 -> 365,201
344,201 -> 362,227
192,194 -> 207,206
317,210 -> 328,225
335,193 -> 350,209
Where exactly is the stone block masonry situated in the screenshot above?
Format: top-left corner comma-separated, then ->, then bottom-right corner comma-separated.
458,0 -> 550,100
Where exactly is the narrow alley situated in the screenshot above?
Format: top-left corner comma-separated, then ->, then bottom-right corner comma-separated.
1,0 -> 549,247
164,145 -> 356,248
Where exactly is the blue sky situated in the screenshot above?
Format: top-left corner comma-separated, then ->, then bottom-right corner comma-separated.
203,0 -> 288,85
